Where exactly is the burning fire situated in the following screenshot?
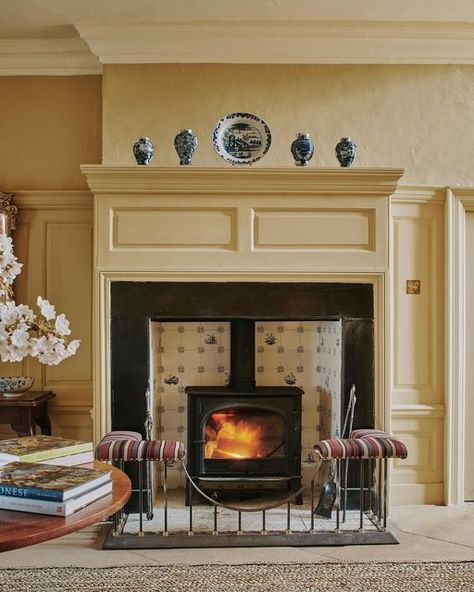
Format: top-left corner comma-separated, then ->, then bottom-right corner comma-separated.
205,411 -> 268,459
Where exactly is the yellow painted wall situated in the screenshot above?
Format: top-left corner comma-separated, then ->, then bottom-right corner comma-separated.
0,76 -> 102,190
0,76 -> 100,440
103,64 -> 474,186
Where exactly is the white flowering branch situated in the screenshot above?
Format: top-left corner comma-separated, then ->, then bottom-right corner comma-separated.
0,234 -> 80,366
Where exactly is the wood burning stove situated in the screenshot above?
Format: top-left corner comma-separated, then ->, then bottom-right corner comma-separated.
186,320 -> 303,501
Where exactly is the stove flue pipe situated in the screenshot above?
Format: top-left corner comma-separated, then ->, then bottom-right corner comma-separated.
230,319 -> 256,392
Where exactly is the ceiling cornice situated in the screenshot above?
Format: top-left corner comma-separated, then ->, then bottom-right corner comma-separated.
0,38 -> 102,76
4,19 -> 474,75
77,20 -> 474,65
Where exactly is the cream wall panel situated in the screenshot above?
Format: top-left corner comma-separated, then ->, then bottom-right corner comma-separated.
113,207 -> 236,249
253,208 -> 374,250
391,193 -> 445,505
391,200 -> 444,405
0,192 -> 94,441
391,414 -> 445,505
45,223 -> 93,385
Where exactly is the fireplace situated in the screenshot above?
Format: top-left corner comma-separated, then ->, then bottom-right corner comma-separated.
82,165 -> 402,515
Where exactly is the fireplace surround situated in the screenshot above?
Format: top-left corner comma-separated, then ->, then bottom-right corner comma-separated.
82,165 -> 403,508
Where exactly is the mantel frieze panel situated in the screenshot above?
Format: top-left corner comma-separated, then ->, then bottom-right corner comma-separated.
83,166 -> 402,273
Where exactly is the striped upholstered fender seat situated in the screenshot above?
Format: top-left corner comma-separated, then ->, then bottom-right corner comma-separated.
314,437 -> 408,460
350,429 -> 391,439
99,430 -> 143,443
95,438 -> 186,462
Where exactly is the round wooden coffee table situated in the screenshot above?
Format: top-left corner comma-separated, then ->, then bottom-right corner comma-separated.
0,461 -> 131,552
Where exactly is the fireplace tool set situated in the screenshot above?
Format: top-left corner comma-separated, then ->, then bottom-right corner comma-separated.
313,384 -> 356,521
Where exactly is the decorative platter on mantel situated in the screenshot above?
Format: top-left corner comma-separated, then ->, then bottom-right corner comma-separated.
212,112 -> 272,165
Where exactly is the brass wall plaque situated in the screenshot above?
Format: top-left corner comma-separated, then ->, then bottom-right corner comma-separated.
406,280 -> 421,295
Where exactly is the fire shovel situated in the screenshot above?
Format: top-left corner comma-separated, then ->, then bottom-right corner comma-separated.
313,464 -> 337,520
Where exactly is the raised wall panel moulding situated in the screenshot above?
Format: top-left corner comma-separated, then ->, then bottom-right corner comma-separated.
0,39 -> 101,76
13,191 -> 93,210
392,483 -> 444,505
77,20 -> 474,64
391,404 -> 446,418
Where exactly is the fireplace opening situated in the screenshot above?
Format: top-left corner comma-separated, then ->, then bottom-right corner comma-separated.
110,281 -> 375,511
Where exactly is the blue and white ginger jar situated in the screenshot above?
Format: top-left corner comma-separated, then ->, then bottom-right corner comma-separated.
174,129 -> 197,165
290,133 -> 314,166
133,137 -> 155,165
335,137 -> 357,167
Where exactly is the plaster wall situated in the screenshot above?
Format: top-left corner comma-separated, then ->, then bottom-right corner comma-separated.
0,76 -> 101,190
103,64 -> 474,186
0,76 -> 99,440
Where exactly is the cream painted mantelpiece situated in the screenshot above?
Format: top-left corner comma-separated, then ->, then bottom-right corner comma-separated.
82,165 -> 407,496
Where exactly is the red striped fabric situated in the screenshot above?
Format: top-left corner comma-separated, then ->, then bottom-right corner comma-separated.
100,430 -> 143,442
95,439 -> 186,462
314,437 -> 408,460
350,429 -> 391,439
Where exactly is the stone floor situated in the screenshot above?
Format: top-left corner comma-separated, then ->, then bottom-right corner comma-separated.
0,504 -> 473,567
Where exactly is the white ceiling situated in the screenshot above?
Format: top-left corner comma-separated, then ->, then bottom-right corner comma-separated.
2,1 -> 474,73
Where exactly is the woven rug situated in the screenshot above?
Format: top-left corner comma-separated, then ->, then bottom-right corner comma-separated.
0,562 -> 473,592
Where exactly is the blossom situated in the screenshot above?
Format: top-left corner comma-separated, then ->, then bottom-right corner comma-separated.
55,313 -> 71,336
37,296 -> 56,321
0,234 -> 80,366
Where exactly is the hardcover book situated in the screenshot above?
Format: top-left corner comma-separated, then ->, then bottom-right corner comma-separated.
0,436 -> 93,464
0,481 -> 113,516
0,461 -> 111,502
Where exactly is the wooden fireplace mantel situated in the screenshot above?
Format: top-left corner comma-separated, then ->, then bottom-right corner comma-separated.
81,165 -> 404,442
82,166 -> 404,274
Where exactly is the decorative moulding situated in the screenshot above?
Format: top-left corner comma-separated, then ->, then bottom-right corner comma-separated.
80,165 -> 404,196
77,20 -> 474,65
0,38 -> 101,76
13,191 -> 93,210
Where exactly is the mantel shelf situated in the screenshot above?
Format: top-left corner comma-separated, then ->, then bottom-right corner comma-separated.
81,165 -> 404,196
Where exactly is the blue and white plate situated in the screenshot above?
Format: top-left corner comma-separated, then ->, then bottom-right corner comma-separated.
212,112 -> 271,165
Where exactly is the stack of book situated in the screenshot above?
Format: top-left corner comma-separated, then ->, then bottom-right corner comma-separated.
0,435 -> 94,467
0,461 -> 112,516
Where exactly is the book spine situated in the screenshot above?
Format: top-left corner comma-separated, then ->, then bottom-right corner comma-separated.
0,495 -> 65,516
0,484 -> 63,502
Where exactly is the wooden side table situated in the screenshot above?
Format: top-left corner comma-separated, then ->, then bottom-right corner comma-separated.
0,390 -> 55,437
0,462 -> 131,552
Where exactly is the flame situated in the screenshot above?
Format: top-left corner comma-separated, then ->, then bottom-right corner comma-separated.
205,411 -> 268,459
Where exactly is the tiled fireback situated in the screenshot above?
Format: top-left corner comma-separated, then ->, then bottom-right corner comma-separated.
151,320 -> 342,487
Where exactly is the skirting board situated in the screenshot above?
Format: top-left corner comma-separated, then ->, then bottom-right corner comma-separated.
102,529 -> 398,549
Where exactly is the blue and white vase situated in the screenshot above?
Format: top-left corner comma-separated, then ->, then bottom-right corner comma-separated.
290,133 -> 314,166
335,137 -> 357,167
174,129 -> 197,165
133,137 -> 155,165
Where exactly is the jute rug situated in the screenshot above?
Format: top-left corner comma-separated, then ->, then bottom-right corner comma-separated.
0,562 -> 473,592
